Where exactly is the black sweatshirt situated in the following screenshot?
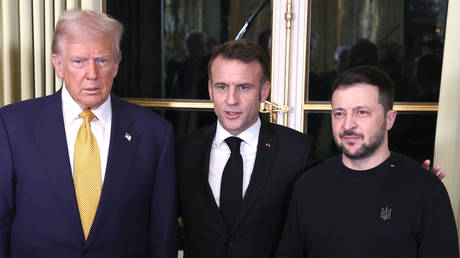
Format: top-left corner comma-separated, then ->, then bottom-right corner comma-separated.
276,152 -> 459,258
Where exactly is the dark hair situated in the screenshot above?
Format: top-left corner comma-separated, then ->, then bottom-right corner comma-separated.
332,65 -> 395,112
349,39 -> 378,68
208,40 -> 270,84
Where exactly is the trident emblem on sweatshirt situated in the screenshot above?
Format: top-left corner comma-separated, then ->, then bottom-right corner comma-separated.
379,207 -> 392,221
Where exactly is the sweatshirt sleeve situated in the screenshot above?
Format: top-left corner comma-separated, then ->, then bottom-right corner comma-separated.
275,182 -> 307,258
418,178 -> 459,258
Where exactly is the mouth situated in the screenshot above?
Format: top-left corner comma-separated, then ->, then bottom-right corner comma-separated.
340,131 -> 363,142
224,111 -> 241,119
83,88 -> 101,95
342,135 -> 361,140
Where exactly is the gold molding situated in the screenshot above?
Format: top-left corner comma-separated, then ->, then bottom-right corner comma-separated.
261,100 -> 289,122
301,0 -> 312,132
303,102 -> 439,112
283,0 -> 293,126
303,102 -> 332,111
270,2 -> 276,123
392,103 -> 439,112
123,98 -> 213,109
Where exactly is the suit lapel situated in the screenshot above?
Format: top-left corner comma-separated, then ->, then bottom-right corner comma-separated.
32,91 -> 85,244
232,120 -> 276,232
87,95 -> 138,243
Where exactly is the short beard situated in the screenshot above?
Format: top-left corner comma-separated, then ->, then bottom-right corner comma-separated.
337,121 -> 386,160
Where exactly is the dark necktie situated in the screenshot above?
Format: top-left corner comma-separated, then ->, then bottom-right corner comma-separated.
220,136 -> 243,229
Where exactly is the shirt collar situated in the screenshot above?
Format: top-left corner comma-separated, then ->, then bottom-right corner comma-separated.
61,83 -> 112,127
214,118 -> 261,149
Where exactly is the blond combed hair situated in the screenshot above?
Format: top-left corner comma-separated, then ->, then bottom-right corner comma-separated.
52,9 -> 123,62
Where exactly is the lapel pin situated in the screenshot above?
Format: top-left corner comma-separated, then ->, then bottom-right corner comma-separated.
265,143 -> 271,147
124,132 -> 132,142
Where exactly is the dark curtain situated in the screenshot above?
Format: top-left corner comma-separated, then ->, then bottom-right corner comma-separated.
107,1 -> 163,98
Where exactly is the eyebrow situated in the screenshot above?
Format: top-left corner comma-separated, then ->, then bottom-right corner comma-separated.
212,81 -> 254,87
332,106 -> 370,111
352,106 -> 370,110
95,55 -> 112,59
212,81 -> 228,86
70,54 -> 112,59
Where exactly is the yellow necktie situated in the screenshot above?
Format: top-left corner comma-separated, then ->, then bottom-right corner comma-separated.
74,110 -> 102,240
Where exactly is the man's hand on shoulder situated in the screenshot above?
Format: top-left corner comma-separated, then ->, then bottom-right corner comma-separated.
422,159 -> 446,180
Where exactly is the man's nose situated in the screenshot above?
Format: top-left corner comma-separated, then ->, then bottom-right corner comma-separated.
86,60 -> 98,80
226,87 -> 238,105
343,113 -> 357,130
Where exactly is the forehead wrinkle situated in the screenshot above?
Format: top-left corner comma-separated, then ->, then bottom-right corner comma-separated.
352,105 -> 371,110
213,80 -> 255,87
62,37 -> 116,56
212,81 -> 228,86
332,107 -> 346,112
236,81 -> 255,87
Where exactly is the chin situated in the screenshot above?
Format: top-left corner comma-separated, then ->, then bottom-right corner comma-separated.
222,125 -> 242,135
225,127 -> 240,134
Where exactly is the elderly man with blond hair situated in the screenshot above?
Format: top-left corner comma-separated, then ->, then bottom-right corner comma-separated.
0,9 -> 177,258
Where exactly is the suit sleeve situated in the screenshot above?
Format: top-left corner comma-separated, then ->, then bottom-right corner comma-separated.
275,183 -> 307,258
418,179 -> 459,258
0,112 -> 14,258
147,124 -> 179,258
301,135 -> 318,172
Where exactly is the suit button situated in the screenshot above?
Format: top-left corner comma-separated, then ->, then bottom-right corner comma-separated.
81,251 -> 90,257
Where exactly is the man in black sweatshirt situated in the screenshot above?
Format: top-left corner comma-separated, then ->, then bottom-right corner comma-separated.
276,65 -> 459,258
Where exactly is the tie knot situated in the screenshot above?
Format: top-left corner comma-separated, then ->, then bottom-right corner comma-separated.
225,137 -> 243,153
79,110 -> 96,123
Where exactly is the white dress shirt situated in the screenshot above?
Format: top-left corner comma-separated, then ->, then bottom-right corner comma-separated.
208,118 -> 261,207
61,85 -> 112,183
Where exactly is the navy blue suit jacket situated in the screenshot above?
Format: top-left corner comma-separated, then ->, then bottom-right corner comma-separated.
0,91 -> 178,258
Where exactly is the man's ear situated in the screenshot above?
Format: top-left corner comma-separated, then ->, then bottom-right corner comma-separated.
112,61 -> 120,78
208,79 -> 213,101
52,54 -> 64,78
260,80 -> 271,102
385,110 -> 397,131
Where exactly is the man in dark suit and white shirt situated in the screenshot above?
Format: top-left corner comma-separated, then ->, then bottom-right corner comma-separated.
0,9 -> 177,258
175,40 -> 317,258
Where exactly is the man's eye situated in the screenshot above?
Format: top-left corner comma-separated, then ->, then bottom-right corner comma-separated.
72,60 -> 84,67
96,59 -> 109,66
216,85 -> 226,90
333,112 -> 344,118
358,110 -> 369,116
239,85 -> 249,90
